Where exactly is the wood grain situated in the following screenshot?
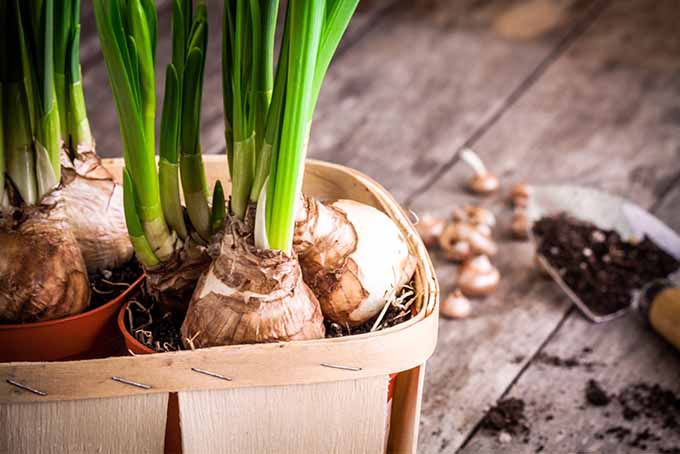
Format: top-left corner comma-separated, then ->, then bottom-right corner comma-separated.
179,376 -> 389,454
388,365 -> 427,454
307,0 -> 603,202
407,0 -> 680,451
460,313 -> 680,453
1,393 -> 168,454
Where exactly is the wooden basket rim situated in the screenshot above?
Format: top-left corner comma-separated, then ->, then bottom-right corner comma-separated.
0,158 -> 439,403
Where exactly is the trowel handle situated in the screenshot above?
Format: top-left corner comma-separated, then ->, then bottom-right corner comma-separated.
640,285 -> 680,352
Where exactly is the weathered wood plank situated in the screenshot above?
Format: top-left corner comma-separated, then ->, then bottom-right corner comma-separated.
308,0 -> 603,202
405,0 -> 680,451
461,314 -> 680,453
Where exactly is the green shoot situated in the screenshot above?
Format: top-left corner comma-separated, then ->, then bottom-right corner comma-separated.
66,0 -> 94,151
159,64 -> 188,239
211,180 -> 226,234
265,1 -> 325,251
223,0 -> 358,252
15,0 -> 61,199
179,9 -> 210,241
3,1 -> 37,205
94,0 -> 174,263
97,0 -> 212,265
123,168 -> 160,266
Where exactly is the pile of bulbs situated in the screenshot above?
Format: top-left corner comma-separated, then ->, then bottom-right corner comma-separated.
415,148 -> 532,320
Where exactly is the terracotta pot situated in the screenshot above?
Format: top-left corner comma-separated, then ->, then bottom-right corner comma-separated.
118,301 -> 182,454
0,274 -> 144,362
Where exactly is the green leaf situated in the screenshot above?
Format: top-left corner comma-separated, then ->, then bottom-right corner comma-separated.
266,0 -> 325,251
180,48 -> 204,157
311,0 -> 358,111
211,180 -> 226,234
171,0 -> 186,74
160,64 -> 180,164
123,167 -> 160,267
141,0 -> 157,62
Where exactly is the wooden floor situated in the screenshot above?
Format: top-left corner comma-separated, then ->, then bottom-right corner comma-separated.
82,0 -> 680,452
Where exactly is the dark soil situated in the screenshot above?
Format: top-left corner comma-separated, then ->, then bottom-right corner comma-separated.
123,289 -> 184,352
89,259 -> 142,309
125,277 -> 418,350
585,379 -> 610,406
533,214 -> 680,316
481,398 -> 530,435
536,352 -> 602,371
617,383 -> 680,428
589,382 -> 680,451
535,346 -> 602,371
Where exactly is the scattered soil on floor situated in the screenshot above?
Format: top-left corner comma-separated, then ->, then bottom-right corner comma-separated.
533,214 -> 679,316
512,355 -> 526,364
481,398 -> 530,435
536,352 -> 602,371
90,259 -> 142,309
481,380 -> 680,450
590,382 -> 680,451
534,346 -> 602,371
585,379 -> 610,406
617,383 -> 680,428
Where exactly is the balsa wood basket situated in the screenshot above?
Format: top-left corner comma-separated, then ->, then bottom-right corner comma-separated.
0,156 -> 439,454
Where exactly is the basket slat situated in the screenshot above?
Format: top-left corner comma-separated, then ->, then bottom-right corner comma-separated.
0,309 -> 436,403
2,393 -> 168,454
179,376 -> 388,454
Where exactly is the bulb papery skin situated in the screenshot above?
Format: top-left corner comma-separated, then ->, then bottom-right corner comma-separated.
294,195 -> 417,326
145,235 -> 212,315
180,226 -> 325,347
0,210 -> 90,322
43,150 -> 133,273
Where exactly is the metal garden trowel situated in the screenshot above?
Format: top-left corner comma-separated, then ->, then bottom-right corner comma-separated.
525,185 -> 680,349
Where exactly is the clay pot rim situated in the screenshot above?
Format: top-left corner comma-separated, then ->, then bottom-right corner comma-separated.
117,298 -> 155,354
0,274 -> 145,331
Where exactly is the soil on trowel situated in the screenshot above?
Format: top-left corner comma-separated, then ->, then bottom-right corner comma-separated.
90,259 -> 142,309
533,214 -> 679,316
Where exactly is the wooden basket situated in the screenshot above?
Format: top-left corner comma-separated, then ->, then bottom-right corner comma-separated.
0,156 -> 439,454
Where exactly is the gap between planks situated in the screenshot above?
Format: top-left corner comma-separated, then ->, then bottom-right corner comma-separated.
403,0 -> 611,208
456,306 -> 576,452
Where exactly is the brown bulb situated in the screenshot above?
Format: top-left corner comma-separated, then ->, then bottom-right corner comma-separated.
511,210 -> 529,240
416,214 -> 445,249
511,183 -> 532,208
461,148 -> 499,195
440,290 -> 471,319
439,222 -> 497,261
458,255 -> 500,297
